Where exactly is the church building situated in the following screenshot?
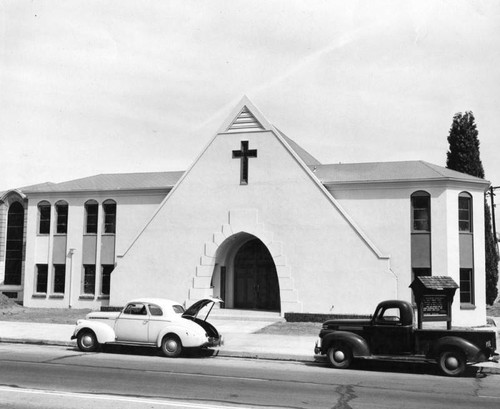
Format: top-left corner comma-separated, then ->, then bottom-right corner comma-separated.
0,97 -> 490,326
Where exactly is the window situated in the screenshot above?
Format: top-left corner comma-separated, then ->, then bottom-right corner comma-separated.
101,264 -> 114,295
103,200 -> 116,234
411,192 -> 430,232
172,305 -> 185,314
38,201 -> 51,234
459,193 -> 472,232
85,200 -> 98,234
56,201 -> 68,234
149,304 -> 163,316
36,264 -> 48,293
83,264 -> 96,294
376,307 -> 401,324
123,303 -> 147,315
460,268 -> 473,304
53,264 -> 66,293
5,202 -> 24,285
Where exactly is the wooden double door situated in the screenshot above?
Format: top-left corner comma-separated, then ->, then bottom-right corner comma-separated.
234,239 -> 280,311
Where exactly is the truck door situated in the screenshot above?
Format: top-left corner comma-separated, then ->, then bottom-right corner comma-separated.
370,305 -> 413,355
115,302 -> 150,343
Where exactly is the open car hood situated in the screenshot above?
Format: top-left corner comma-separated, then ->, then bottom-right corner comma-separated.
182,297 -> 223,320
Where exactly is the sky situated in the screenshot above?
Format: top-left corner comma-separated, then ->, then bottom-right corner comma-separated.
1,1 -> 499,208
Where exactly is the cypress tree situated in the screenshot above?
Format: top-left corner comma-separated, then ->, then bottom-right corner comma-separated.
446,111 -> 499,305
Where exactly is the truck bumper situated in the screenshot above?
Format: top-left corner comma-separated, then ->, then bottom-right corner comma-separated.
314,338 -> 322,355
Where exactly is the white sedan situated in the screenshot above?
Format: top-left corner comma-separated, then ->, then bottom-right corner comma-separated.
71,297 -> 223,357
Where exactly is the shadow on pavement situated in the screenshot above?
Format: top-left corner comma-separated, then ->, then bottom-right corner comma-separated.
309,358 -> 480,378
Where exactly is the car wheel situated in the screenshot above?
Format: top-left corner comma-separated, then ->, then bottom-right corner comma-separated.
161,334 -> 182,358
77,330 -> 99,352
438,349 -> 466,377
327,343 -> 353,369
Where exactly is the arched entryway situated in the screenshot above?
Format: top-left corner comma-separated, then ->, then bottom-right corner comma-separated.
233,238 -> 280,311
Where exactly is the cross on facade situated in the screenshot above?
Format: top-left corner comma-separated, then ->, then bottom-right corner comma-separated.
232,141 -> 257,185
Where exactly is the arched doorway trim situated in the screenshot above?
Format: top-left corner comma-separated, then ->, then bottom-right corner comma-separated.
188,209 -> 302,315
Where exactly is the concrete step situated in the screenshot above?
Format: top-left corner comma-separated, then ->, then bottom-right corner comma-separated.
209,308 -> 284,322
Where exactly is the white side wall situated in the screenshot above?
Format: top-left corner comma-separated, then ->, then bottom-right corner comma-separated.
328,182 -> 487,326
23,191 -> 168,309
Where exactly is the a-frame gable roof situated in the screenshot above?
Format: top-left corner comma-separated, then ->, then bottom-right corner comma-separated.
121,97 -> 388,260
217,96 -> 274,134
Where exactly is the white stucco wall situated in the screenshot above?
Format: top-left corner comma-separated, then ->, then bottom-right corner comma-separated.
23,191 -> 168,309
110,130 -> 397,314
327,182 -> 488,326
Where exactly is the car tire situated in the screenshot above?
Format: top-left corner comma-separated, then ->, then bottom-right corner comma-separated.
438,349 -> 466,377
161,334 -> 182,358
327,342 -> 353,369
77,330 -> 99,353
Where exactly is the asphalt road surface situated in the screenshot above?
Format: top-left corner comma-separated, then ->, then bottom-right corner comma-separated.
0,343 -> 499,408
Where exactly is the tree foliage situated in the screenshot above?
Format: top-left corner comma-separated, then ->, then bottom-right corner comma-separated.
446,111 -> 498,305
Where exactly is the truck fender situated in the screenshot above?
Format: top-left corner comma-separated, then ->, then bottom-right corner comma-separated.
322,331 -> 370,357
74,320 -> 115,344
431,336 -> 482,362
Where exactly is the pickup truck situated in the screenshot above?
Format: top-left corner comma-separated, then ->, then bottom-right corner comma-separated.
314,300 -> 498,376
72,297 -> 223,357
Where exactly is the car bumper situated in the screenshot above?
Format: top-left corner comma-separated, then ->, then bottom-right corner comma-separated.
203,335 -> 223,348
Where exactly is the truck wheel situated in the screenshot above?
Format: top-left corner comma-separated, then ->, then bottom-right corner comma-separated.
77,330 -> 99,352
161,334 -> 182,358
327,343 -> 353,369
438,349 -> 466,377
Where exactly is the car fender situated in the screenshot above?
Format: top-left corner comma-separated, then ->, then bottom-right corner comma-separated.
155,323 -> 207,348
73,319 -> 116,344
322,331 -> 370,357
430,336 -> 482,362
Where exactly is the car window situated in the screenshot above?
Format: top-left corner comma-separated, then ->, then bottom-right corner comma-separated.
123,303 -> 147,315
172,305 -> 185,314
379,307 -> 401,323
148,304 -> 163,316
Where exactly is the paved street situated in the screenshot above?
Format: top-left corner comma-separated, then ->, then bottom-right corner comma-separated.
1,343 -> 499,409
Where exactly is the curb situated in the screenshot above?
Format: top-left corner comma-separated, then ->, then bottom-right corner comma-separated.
1,337 -> 499,375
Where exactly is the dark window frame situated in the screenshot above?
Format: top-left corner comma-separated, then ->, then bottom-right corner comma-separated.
103,200 -> 116,234
83,264 -> 96,295
460,268 -> 474,304
100,264 -> 114,295
411,191 -> 431,232
55,201 -> 69,234
458,192 -> 473,233
85,201 -> 98,234
38,201 -> 51,235
36,264 -> 48,294
53,264 -> 66,294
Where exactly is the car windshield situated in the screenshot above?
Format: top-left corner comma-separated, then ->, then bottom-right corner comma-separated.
172,304 -> 185,314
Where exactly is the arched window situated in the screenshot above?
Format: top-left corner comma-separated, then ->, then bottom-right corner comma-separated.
55,201 -> 69,234
38,201 -> 51,235
458,192 -> 472,233
84,200 -> 98,234
5,201 -> 24,285
411,191 -> 430,232
103,199 -> 116,234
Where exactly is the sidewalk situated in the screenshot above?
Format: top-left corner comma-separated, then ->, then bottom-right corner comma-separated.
0,318 -> 499,375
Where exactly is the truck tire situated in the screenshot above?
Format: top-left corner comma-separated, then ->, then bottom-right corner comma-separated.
327,343 -> 353,369
161,334 -> 182,358
438,349 -> 466,377
77,330 -> 99,352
